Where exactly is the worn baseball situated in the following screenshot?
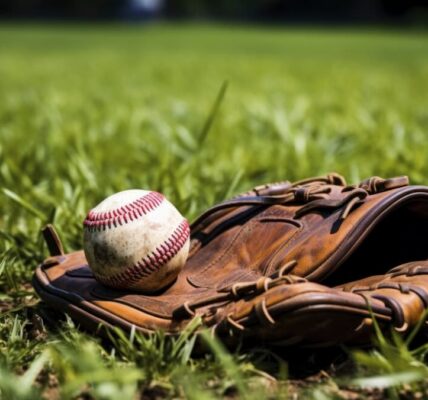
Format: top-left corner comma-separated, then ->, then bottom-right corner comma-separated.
83,190 -> 190,292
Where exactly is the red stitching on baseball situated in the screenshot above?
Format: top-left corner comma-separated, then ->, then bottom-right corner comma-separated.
93,219 -> 190,289
83,192 -> 164,231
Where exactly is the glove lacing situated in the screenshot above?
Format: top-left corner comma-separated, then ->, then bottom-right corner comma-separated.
172,260 -> 303,323
191,174 -> 409,232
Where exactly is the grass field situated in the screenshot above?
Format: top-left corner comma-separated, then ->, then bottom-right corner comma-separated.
1,23 -> 428,399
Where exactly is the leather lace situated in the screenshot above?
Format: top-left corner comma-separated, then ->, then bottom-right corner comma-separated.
191,173 -> 409,231
183,174 -> 410,330
343,265 -> 428,332
172,260 -> 303,322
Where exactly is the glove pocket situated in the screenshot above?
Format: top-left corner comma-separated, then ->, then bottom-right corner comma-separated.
186,208 -> 302,289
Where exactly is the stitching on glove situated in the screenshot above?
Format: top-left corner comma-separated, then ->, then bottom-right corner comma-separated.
371,294 -> 406,330
173,261 -> 302,321
254,299 -> 276,326
226,314 -> 245,331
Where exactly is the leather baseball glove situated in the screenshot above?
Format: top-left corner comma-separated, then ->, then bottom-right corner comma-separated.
32,173 -> 428,347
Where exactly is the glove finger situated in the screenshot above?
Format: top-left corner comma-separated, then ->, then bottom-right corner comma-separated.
212,281 -> 392,347
339,260 -> 428,333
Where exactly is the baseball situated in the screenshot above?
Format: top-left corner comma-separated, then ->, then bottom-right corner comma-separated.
83,190 -> 190,292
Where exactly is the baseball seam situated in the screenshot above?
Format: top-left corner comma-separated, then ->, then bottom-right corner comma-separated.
83,192 -> 164,231
93,219 -> 190,289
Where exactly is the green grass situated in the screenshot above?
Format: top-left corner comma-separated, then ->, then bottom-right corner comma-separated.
1,23 -> 428,399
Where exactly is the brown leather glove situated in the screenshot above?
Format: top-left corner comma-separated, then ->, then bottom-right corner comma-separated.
214,260 -> 428,347
32,173 -> 428,347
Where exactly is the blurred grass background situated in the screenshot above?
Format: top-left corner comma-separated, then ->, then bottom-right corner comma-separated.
1,24 -> 428,399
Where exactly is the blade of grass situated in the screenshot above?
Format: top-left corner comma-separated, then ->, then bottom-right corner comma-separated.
353,370 -> 426,389
197,80 -> 228,146
200,330 -> 247,396
20,350 -> 50,389
2,188 -> 46,220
